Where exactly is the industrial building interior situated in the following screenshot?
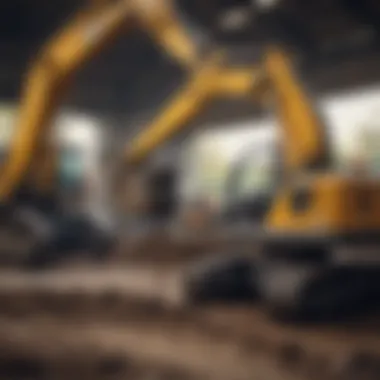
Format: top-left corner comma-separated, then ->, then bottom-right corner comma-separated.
0,0 -> 379,379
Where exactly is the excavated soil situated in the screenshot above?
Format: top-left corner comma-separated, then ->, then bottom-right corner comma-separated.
0,230 -> 378,380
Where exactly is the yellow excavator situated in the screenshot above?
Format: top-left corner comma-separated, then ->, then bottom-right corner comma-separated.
124,47 -> 380,321
0,0 -> 202,268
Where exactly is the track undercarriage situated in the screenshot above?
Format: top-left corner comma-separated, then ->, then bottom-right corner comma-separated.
184,231 -> 380,322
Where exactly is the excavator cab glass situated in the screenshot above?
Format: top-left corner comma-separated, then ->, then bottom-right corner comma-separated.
222,135 -> 280,223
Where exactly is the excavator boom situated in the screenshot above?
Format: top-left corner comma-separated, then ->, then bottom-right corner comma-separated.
125,53 -> 227,165
125,48 -> 329,173
0,1 -> 134,200
263,48 -> 330,171
0,0 -> 199,201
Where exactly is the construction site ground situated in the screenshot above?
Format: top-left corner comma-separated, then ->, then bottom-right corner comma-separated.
0,229 -> 379,380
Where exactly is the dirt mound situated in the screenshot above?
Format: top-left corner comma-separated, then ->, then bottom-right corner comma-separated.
0,264 -> 378,380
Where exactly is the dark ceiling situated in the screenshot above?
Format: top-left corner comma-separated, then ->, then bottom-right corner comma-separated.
1,0 -> 380,127
0,0 -> 184,119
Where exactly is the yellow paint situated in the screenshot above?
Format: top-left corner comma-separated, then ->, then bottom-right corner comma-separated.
267,174 -> 380,233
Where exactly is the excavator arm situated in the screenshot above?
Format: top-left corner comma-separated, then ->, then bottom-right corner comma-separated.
125,53 -> 225,165
262,47 -> 330,171
134,0 -> 201,68
125,55 -> 262,164
125,48 -> 330,172
0,0 -> 199,202
0,1 -> 134,201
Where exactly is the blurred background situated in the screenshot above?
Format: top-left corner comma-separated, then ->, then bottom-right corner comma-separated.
0,1 -> 379,379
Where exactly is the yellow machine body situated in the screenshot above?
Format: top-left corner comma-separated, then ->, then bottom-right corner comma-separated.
267,174 -> 380,235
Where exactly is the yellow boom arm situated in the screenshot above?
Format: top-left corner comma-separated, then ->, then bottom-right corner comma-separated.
0,0 -> 199,201
264,47 -> 329,171
125,53 -> 262,164
125,48 -> 329,171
